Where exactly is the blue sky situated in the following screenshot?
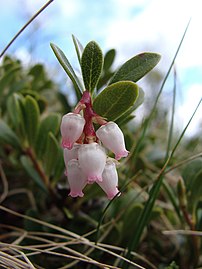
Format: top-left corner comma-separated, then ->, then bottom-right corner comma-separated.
0,0 -> 202,135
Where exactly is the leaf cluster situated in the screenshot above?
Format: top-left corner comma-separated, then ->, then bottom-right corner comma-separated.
51,35 -> 161,124
0,57 -> 65,194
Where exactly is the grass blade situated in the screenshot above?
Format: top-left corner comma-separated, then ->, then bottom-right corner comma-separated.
122,20 -> 192,268
123,98 -> 201,268
165,67 -> 177,160
128,19 -> 191,165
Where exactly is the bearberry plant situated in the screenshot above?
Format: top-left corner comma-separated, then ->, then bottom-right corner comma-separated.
1,33 -> 202,268
51,37 -> 161,199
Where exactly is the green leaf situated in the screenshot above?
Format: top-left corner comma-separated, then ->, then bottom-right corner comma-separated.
72,34 -> 84,64
20,155 -> 47,193
182,159 -> 202,191
0,65 -> 21,96
52,146 -> 65,185
93,81 -> 139,121
188,169 -> 202,208
81,41 -> 103,92
131,87 -> 145,110
7,93 -> 25,134
44,132 -> 60,177
116,87 -> 144,125
116,114 -> 135,126
35,113 -> 61,159
0,119 -> 21,149
109,52 -> 161,84
103,49 -> 116,71
23,95 -> 40,146
20,89 -> 47,113
122,203 -> 143,238
50,43 -> 83,99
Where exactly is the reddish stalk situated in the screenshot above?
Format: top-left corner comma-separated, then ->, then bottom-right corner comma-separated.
25,148 -> 49,188
74,91 -> 107,144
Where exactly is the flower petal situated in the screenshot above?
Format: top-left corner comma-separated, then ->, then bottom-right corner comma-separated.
60,113 -> 85,149
97,160 -> 120,199
96,121 -> 129,160
64,144 -> 81,174
78,142 -> 106,183
67,159 -> 87,197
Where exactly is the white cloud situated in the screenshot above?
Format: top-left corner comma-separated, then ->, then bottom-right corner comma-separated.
55,0 -> 83,18
14,47 -> 32,65
103,0 -> 202,71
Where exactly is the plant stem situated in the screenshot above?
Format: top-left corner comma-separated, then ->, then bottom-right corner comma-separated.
25,147 -> 49,188
25,148 -> 71,222
180,205 -> 200,266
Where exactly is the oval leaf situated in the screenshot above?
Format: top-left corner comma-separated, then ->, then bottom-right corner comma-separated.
81,41 -> 103,92
44,132 -> 60,176
0,65 -> 21,96
0,119 -> 21,149
52,146 -> 65,186
109,52 -> 161,84
35,113 -> 61,159
116,87 -> 144,125
93,81 -> 139,121
7,93 -> 25,134
103,49 -> 116,71
20,156 -> 47,193
23,95 -> 40,146
50,43 -> 83,100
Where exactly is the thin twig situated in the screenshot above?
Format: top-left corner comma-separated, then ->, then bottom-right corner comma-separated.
163,230 -> 202,236
7,188 -> 37,210
0,0 -> 55,58
165,152 -> 202,174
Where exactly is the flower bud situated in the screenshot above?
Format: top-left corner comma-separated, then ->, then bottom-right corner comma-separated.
63,144 -> 81,175
78,142 -> 106,183
97,160 -> 120,199
96,122 -> 129,160
67,159 -> 87,197
61,113 -> 85,150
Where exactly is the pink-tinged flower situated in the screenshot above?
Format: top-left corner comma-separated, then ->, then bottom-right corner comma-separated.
97,160 -> 120,199
78,142 -> 106,183
96,122 -> 129,160
67,159 -> 87,197
63,144 -> 81,175
60,113 -> 85,150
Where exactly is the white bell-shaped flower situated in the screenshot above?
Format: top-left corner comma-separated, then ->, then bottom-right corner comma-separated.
64,144 -> 81,175
67,159 -> 87,197
60,113 -> 85,150
78,142 -> 106,183
97,160 -> 120,199
96,122 -> 129,160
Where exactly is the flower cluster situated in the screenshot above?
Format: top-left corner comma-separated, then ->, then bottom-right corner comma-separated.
61,91 -> 129,199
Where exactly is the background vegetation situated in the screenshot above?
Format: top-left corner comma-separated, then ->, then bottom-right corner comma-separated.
0,6 -> 202,269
